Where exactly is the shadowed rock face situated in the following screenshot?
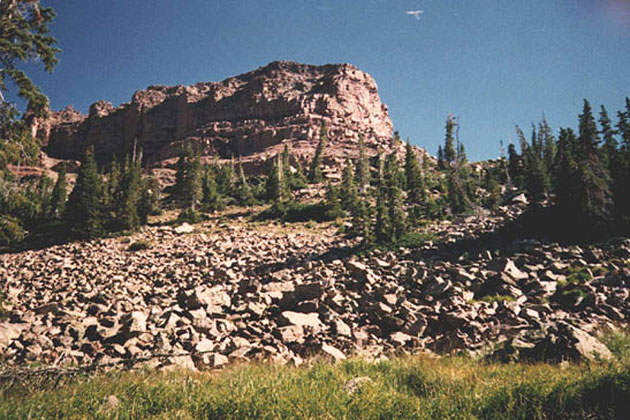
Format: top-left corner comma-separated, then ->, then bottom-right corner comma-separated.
34,61 -> 394,168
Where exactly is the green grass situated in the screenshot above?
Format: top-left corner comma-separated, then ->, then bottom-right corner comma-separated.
1,353 -> 629,419
472,295 -> 517,304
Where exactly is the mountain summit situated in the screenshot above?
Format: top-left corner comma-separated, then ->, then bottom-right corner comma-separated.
34,61 -> 396,169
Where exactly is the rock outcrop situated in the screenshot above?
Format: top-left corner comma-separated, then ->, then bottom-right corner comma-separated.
34,61 -> 396,171
1,203 -> 626,371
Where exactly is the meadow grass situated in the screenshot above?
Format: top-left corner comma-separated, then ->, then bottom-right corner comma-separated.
1,350 -> 629,420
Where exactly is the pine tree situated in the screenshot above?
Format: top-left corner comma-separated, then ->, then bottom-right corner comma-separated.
117,155 -> 142,230
351,197 -> 372,247
235,163 -> 255,206
183,149 -> 202,212
444,114 -> 457,164
575,100 -> 612,222
324,182 -> 343,219
404,139 -> 424,203
482,168 -> 502,210
384,153 -> 407,242
340,159 -> 358,212
437,145 -> 445,170
374,183 -> 391,243
539,118 -> 556,173
554,128 -> 579,212
49,164 -> 67,219
355,133 -> 370,193
105,155 -> 121,210
201,165 -> 224,211
266,157 -> 287,202
309,123 -> 327,183
578,99 -> 600,157
138,176 -> 161,224
65,147 -> 104,239
216,160 -> 236,197
524,148 -> 550,205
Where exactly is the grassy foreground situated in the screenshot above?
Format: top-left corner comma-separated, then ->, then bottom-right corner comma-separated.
1,350 -> 630,420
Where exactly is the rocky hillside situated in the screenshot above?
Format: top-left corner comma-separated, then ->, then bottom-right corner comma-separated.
32,61 -> 397,172
1,203 -> 626,371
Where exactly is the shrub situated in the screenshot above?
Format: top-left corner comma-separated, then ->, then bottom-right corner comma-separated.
128,240 -> 152,252
0,215 -> 26,246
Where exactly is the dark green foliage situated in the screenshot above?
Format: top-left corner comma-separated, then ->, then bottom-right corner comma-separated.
258,200 -> 338,223
446,168 -> 473,215
373,153 -> 407,243
235,163 -> 256,206
340,159 -> 358,212
599,105 -> 617,170
507,143 -> 525,188
355,133 -> 370,192
351,196 -> 372,246
404,139 -> 424,204
575,100 -> 613,223
309,123 -> 327,183
138,176 -> 161,224
117,157 -> 142,231
128,240 -> 151,252
443,114 -> 457,164
177,207 -> 202,223
201,165 -> 224,212
0,2 -> 60,171
266,156 -> 289,202
324,182 -> 343,220
524,149 -> 550,205
0,215 -> 25,246
483,167 -> 502,210
64,147 -> 104,239
216,160 -> 236,197
171,147 -> 202,211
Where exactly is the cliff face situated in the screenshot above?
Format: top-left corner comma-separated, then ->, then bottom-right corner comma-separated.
34,61 -> 396,168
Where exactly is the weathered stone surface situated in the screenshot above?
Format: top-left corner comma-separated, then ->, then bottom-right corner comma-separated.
35,61 -> 398,174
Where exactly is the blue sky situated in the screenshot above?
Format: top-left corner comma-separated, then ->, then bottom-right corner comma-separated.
18,0 -> 630,161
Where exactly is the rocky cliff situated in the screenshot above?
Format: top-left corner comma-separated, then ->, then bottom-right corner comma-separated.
34,61 -> 396,170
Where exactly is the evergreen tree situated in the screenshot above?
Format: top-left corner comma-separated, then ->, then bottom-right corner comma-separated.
65,147 -> 104,239
266,156 -> 288,202
554,128 -> 579,212
482,168 -> 502,210
355,133 -> 370,193
444,114 -> 457,163
324,182 -> 343,219
49,164 -> 67,219
201,165 -> 224,211
458,142 -> 467,164
578,99 -> 600,157
0,1 -> 60,120
117,155 -> 142,230
138,176 -> 161,224
351,197 -> 372,247
598,105 -> 617,170
309,123 -> 327,183
404,139 -> 424,203
437,145 -> 445,170
374,183 -> 391,243
216,160 -> 236,197
235,163 -> 255,206
383,153 -> 407,242
183,149 -> 202,212
524,148 -> 550,205
104,155 -> 121,210
340,159 -> 358,212
507,144 -> 523,188
539,118 -> 556,173
575,100 -> 612,222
